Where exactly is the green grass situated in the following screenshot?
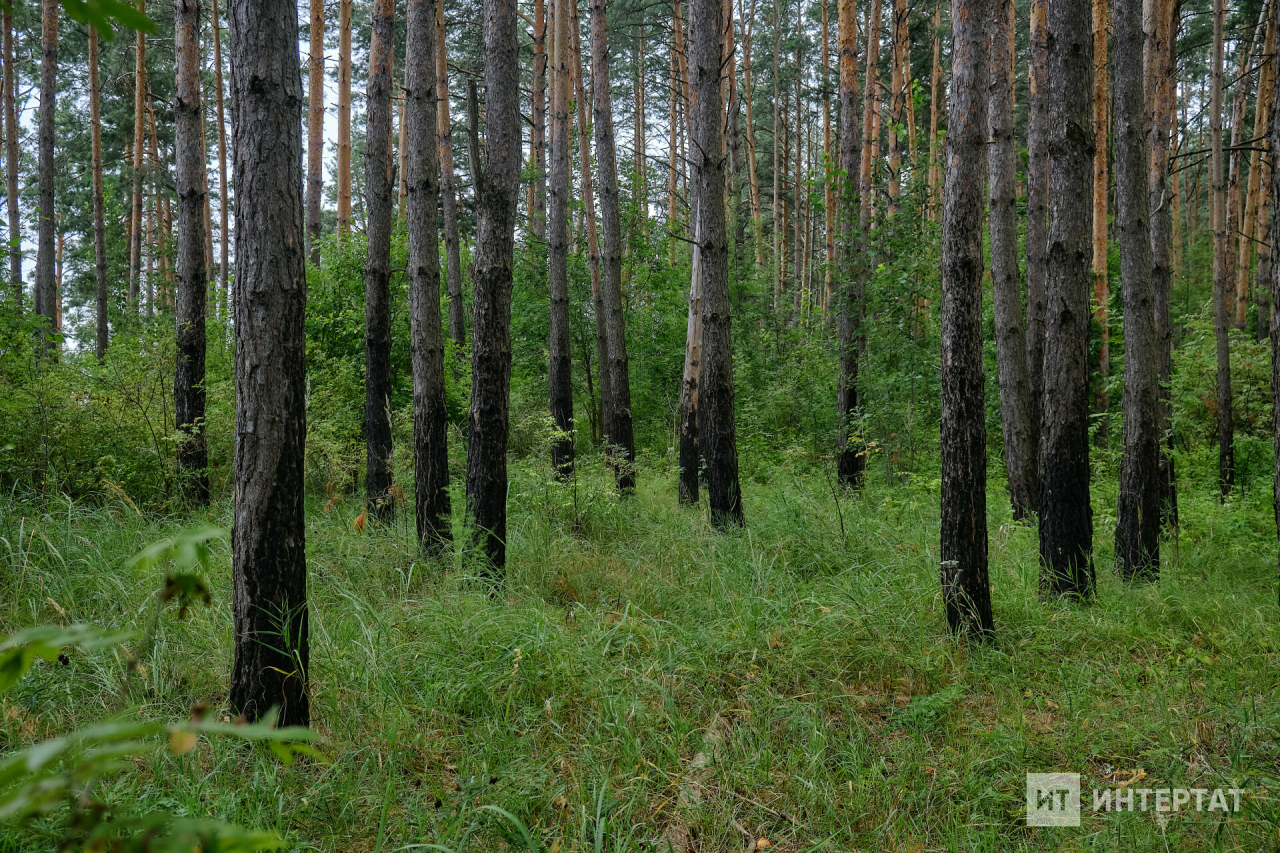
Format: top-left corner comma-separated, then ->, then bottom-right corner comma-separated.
2,451 -> 1280,852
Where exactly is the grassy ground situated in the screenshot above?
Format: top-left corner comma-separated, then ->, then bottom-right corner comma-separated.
2,452 -> 1280,852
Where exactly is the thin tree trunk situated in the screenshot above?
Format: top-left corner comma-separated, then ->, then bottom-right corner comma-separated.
306,0 -> 325,262
691,0 -> 742,526
592,0 -> 636,490
926,0 -> 942,219
741,0 -> 762,267
669,45 -> 680,265
227,0 -> 310,729
337,0 -> 353,238
1271,29 -> 1280,607
772,2 -> 781,308
364,0 -> 396,519
212,0 -> 229,306
1210,0 -> 1233,496
940,0 -> 993,639
1113,0 -> 1159,578
1091,0 -> 1109,447
678,207 -> 703,504
1237,16 -> 1275,331
989,0 -> 1037,522
34,0 -> 56,357
1039,0 -> 1095,599
859,0 -> 880,269
548,0 -> 574,476
1227,4 -> 1268,328
90,27 -> 108,361
835,0 -> 863,488
1025,0 -> 1048,435
466,0 -> 521,573
887,0 -> 905,205
438,0 -> 465,349
634,32 -> 646,235
4,11 -> 20,311
406,0 -> 451,555
822,0 -> 833,313
130,9 -> 146,307
531,0 -> 547,241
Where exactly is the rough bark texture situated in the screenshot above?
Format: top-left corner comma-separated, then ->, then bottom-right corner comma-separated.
175,0 -> 209,504
835,0 -> 863,489
927,0 -> 942,217
437,0 -> 465,350
227,0 -> 310,727
1025,0 -> 1049,434
90,27 -> 108,360
678,216 -> 703,504
988,0 -> 1037,522
405,0 -> 451,556
1090,0 -> 1109,446
466,0 -> 520,573
306,0 -> 325,263
1113,0 -> 1159,579
592,0 -> 636,491
531,0 -> 547,241
691,0 -> 743,527
1272,29 -> 1280,607
5,13 -> 20,311
1210,0 -> 1234,496
1039,0 -> 1095,599
337,0 -> 353,238
129,13 -> 145,307
364,0 -> 396,520
548,0 -> 574,476
212,0 -> 229,305
35,0 -> 56,356
940,0 -> 993,639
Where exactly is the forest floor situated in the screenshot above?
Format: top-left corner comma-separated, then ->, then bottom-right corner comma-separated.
2,452 -> 1280,852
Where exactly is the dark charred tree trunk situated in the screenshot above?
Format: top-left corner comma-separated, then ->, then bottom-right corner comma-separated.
1210,0 -> 1233,497
175,0 -> 209,504
466,0 -> 520,573
405,0 -> 452,555
691,0 -> 743,527
592,0 -> 636,490
835,0 -> 863,489
34,0 -> 56,358
1039,0 -> 1095,599
364,0 -> 396,520
438,0 -> 465,350
1112,0 -> 1159,578
940,0 -> 993,639
89,27 -> 108,361
3,11 -> 19,312
1025,0 -> 1049,436
306,0 -> 325,263
227,0 -> 310,728
548,0 -> 574,477
988,0 -> 1037,522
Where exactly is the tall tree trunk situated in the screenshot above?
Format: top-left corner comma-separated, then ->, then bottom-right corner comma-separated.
548,0 -> 574,476
926,0 -> 942,219
592,0 -> 637,490
437,0 -> 465,349
1210,0 -> 1233,496
772,3 -> 781,308
1271,17 -> 1280,608
337,0 -> 353,238
822,0 -> 834,313
1113,0 -> 1159,578
227,0 -> 310,728
859,0 -> 880,281
406,0 -> 451,555
1091,0 -> 1109,447
1039,0 -> 1095,599
940,0 -> 993,639
306,0 -> 325,263
35,0 -> 56,358
989,0 -> 1037,522
691,0 -> 743,526
741,0 -> 762,267
634,32 -> 646,235
835,0 -> 863,488
466,0 -> 521,573
364,0 -> 396,519
4,11 -> 20,311
175,0 -> 209,504
130,10 -> 146,308
1025,0 -> 1048,433
1237,17 -> 1275,332
212,0 -> 229,307
1227,4 -> 1267,328
531,0 -> 547,241
90,27 -> 108,361
678,210 -> 703,503
887,0 -> 906,206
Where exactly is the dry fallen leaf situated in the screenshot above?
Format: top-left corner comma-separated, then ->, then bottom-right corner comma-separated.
169,728 -> 197,756
756,839 -> 772,849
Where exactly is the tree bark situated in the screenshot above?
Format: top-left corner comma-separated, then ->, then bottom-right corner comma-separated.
212,0 -> 229,307
466,0 -> 520,573
1039,0 -> 1095,599
1227,4 -> 1267,329
678,211 -> 703,504
835,0 -> 863,488
130,9 -> 146,308
4,12 -> 20,312
989,0 -> 1037,522
822,0 -> 833,312
406,0 -> 452,555
89,27 -> 108,361
548,0 -> 574,476
1271,14 -> 1280,607
1237,16 -> 1275,333
592,0 -> 636,490
940,0 -> 993,639
531,0 -> 547,241
1113,0 -> 1159,578
228,0 -> 310,728
887,0 -> 906,206
364,0 -> 396,519
692,0 -> 743,526
1210,0 -> 1233,496
1025,0 -> 1049,433
926,0 -> 942,219
1091,0 -> 1109,447
35,0 -> 56,357
175,0 -> 209,504
306,0 -> 325,263
337,0 -> 353,239
437,0 -> 465,350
